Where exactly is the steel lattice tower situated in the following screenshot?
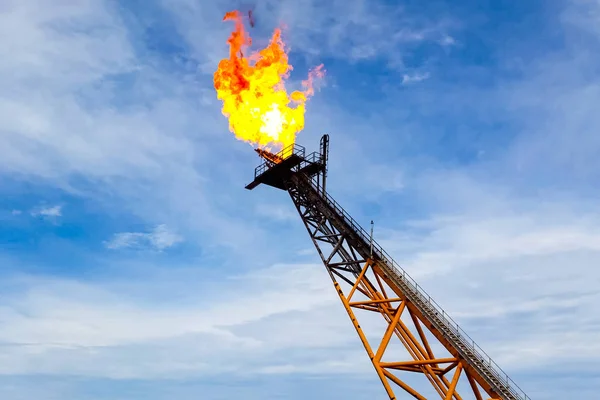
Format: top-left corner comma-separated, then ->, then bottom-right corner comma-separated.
246,135 -> 530,400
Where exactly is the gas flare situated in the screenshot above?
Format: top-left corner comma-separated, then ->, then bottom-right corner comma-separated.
213,10 -> 324,151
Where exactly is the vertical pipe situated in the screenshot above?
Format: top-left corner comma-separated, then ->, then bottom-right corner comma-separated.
320,134 -> 329,195
370,220 -> 374,258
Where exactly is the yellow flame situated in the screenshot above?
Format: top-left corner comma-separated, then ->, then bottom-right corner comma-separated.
213,10 -> 324,151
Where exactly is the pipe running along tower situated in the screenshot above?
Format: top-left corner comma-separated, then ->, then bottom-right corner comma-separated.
246,136 -> 530,400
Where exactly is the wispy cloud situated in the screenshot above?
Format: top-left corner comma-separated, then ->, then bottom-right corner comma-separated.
105,224 -> 183,251
402,72 -> 430,84
166,0 -> 457,72
439,34 -> 457,47
0,262 -> 345,379
255,203 -> 298,222
30,205 -> 62,218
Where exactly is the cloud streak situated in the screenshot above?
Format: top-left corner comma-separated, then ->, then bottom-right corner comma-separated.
0,262 -> 347,379
105,225 -> 183,251
402,72 -> 430,84
30,205 -> 62,218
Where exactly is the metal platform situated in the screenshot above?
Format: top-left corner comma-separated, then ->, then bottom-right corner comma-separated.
245,140 -> 327,191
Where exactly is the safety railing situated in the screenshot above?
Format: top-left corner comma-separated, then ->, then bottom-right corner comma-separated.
304,177 -> 530,400
302,151 -> 322,165
253,143 -> 306,178
253,144 -> 326,180
296,151 -> 324,174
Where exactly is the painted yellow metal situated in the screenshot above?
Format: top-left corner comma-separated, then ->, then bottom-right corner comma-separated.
332,280 -> 398,400
325,257 -> 493,399
446,362 -> 464,400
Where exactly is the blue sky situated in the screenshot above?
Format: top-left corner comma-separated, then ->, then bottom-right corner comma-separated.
1,0 -> 599,399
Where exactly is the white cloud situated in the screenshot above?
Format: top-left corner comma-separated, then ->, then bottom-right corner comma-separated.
296,248 -> 316,256
402,72 -> 430,84
0,0 -> 208,184
383,210 -> 600,279
0,0 -> 268,259
255,203 -> 297,222
371,187 -> 600,378
439,34 -> 457,46
165,0 -> 457,72
30,205 -> 62,218
3,203 -> 599,385
0,262 -> 351,379
363,164 -> 405,192
105,224 -> 183,251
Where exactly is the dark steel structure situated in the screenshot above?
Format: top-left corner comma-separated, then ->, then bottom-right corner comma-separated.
246,136 -> 530,400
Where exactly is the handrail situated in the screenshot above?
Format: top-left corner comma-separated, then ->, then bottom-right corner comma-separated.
304,176 -> 529,400
253,143 -> 324,180
253,143 -> 306,178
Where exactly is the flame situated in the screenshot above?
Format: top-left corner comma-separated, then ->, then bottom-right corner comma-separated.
213,10 -> 324,151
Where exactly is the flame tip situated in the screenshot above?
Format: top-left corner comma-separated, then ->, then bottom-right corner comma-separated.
214,9 -> 325,149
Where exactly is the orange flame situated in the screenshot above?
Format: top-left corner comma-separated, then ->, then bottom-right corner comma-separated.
213,10 -> 324,151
